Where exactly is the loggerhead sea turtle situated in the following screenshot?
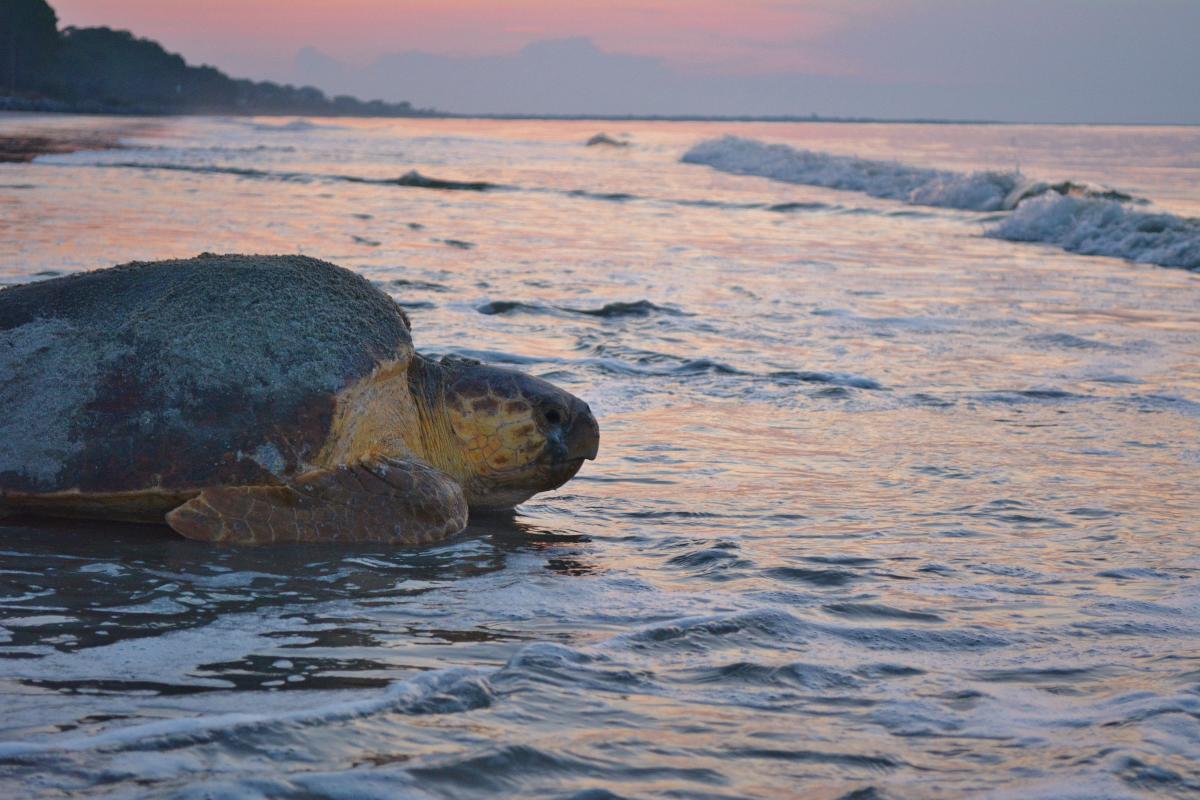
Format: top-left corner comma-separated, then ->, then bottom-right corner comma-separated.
0,254 -> 599,545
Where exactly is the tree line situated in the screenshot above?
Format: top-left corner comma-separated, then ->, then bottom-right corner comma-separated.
0,0 -> 434,116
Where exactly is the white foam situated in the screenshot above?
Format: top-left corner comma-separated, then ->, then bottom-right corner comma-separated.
683,136 -> 1199,271
682,136 -> 1026,212
986,193 -> 1200,271
0,666 -> 488,759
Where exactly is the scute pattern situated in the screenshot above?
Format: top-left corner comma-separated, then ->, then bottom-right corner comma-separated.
444,373 -> 543,476
0,254 -> 413,493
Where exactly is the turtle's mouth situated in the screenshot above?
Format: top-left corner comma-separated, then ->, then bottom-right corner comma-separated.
547,456 -> 588,489
543,408 -> 598,487
466,456 -> 589,509
484,455 -> 588,484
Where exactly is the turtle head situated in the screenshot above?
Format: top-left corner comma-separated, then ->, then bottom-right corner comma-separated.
413,355 -> 599,509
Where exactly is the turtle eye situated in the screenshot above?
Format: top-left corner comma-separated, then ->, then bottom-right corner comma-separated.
544,407 -> 565,427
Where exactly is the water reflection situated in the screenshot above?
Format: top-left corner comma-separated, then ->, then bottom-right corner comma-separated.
0,115 -> 1198,798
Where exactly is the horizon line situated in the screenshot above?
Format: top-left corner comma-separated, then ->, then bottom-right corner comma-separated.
4,107 -> 1195,129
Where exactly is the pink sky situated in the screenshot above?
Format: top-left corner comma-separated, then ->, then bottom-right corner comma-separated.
45,1 -> 1200,122
50,0 -> 874,78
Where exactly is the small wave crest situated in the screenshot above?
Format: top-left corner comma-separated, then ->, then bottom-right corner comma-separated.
618,608 -> 811,650
54,159 -> 504,193
245,118 -> 335,133
383,170 -> 498,192
477,299 -> 686,318
771,370 -> 883,390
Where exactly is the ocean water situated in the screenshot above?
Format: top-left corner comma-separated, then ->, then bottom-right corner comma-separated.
1,114 -> 1199,799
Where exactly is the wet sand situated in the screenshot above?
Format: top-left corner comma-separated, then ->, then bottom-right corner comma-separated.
0,131 -> 123,163
0,119 -> 157,163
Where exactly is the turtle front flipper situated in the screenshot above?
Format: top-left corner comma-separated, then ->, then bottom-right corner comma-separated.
165,457 -> 467,545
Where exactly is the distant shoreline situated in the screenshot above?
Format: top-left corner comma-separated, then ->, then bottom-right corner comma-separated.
0,96 -> 439,120
3,103 -> 1196,129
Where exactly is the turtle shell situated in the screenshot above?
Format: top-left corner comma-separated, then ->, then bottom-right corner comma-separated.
0,254 -> 413,494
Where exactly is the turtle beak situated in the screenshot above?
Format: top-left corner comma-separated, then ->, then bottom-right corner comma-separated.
540,398 -> 598,492
567,399 -> 600,462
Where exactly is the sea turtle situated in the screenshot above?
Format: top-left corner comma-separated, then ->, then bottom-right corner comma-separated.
0,254 -> 599,545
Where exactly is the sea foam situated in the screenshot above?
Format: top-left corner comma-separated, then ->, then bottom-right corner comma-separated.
682,136 -> 1029,212
987,193 -> 1200,271
682,136 -> 1199,271
0,666 -> 491,758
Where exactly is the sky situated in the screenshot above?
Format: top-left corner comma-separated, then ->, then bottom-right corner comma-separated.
50,0 -> 1200,123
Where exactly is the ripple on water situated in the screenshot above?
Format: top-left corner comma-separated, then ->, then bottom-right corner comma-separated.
477,298 -> 685,318
765,566 -> 861,587
681,659 -> 861,691
823,603 -> 945,623
619,609 -> 811,652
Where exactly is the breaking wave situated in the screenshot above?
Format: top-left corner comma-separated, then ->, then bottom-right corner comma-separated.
684,136 -> 1037,211
987,193 -> 1200,271
683,136 -> 1198,271
682,136 -> 1139,212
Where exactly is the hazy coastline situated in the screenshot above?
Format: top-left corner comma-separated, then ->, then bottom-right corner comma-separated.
7,104 -> 1199,129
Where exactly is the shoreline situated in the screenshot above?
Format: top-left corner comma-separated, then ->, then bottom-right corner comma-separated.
0,121 -> 160,163
0,133 -> 126,163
